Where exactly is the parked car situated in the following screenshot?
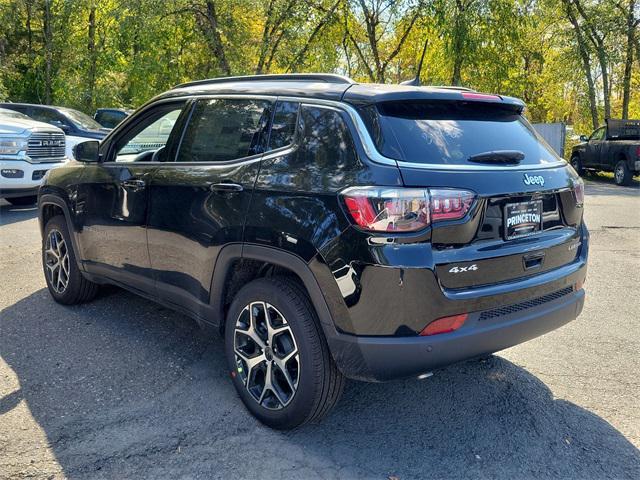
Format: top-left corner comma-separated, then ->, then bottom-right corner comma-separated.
0,103 -> 109,159
94,108 -> 132,129
571,119 -> 640,185
38,74 -> 588,429
0,107 -> 67,205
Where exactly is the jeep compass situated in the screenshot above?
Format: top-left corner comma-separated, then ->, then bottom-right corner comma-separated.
38,74 -> 588,429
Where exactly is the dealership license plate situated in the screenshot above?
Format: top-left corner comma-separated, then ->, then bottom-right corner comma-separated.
504,201 -> 543,240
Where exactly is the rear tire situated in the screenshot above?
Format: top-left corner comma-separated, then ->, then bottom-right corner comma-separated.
614,160 -> 632,186
42,215 -> 99,305
224,276 -> 344,429
7,195 -> 37,206
570,156 -> 584,176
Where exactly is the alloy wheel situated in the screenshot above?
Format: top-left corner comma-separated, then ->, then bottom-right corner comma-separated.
44,229 -> 70,294
233,301 -> 300,410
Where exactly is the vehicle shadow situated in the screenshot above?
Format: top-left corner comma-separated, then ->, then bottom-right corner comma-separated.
0,201 -> 38,226
0,289 -> 638,479
584,173 -> 640,197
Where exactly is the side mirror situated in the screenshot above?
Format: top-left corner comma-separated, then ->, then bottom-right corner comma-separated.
73,140 -> 100,162
579,135 -> 588,142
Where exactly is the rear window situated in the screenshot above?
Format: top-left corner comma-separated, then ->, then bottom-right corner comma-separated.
360,101 -> 560,166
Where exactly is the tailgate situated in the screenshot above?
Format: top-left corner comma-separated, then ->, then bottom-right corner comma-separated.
400,165 -> 584,289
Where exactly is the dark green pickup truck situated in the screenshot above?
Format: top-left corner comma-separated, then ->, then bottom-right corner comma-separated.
571,119 -> 640,185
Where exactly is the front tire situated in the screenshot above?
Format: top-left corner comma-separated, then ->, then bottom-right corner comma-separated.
224,277 -> 344,429
570,156 -> 584,176
42,215 -> 99,304
614,160 -> 632,186
6,195 -> 37,206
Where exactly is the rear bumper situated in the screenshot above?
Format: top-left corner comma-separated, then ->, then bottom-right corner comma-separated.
329,287 -> 584,382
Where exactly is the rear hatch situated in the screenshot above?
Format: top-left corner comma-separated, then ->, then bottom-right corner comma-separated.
356,94 -> 584,289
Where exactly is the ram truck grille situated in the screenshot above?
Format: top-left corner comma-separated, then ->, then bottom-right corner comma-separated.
27,132 -> 66,162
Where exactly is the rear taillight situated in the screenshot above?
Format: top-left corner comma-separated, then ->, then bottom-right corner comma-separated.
573,178 -> 584,206
341,187 -> 475,232
420,313 -> 468,336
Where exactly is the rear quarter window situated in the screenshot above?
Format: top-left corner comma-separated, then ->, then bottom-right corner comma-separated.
360,101 -> 561,166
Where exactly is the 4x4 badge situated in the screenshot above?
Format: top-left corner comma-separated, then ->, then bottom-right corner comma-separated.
523,173 -> 545,187
449,264 -> 478,274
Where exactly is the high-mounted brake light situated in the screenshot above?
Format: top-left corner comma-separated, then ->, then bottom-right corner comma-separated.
341,187 -> 475,232
461,92 -> 501,101
420,313 -> 468,336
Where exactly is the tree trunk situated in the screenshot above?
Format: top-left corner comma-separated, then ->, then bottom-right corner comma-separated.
450,0 -> 466,86
563,0 -> 598,129
202,0 -> 230,76
621,0 -> 636,119
86,4 -> 97,111
358,0 -> 384,82
25,0 -> 33,58
573,0 -> 610,119
43,0 -> 53,104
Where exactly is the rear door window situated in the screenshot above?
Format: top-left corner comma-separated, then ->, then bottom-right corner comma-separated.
360,101 -> 560,166
177,98 -> 272,163
268,101 -> 299,150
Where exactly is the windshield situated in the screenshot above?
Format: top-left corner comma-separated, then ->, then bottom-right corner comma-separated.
62,108 -> 104,130
360,101 -> 562,166
0,108 -> 30,120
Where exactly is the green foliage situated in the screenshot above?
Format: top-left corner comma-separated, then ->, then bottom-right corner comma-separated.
0,0 -> 636,135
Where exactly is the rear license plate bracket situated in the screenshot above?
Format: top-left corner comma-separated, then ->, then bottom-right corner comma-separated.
504,200 -> 542,240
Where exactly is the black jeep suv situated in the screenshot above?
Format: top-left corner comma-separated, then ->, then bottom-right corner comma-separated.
38,74 -> 588,429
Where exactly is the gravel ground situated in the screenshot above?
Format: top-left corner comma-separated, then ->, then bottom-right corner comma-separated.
1,175 -> 639,479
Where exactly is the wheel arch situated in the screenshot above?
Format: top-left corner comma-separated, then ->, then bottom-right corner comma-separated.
38,193 -> 84,271
209,244 -> 340,342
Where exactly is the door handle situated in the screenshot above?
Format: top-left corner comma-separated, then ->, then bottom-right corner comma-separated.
122,179 -> 146,189
523,252 -> 545,270
209,182 -> 243,192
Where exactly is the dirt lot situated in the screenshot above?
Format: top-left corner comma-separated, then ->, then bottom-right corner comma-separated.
1,175 -> 639,479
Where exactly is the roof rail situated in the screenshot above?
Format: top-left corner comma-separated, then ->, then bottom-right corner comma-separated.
174,73 -> 355,89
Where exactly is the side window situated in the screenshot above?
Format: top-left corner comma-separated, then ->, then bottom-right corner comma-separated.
177,98 -> 272,163
96,111 -> 124,128
112,104 -> 185,162
268,101 -> 299,150
590,127 -> 605,141
30,108 -> 67,127
297,105 -> 357,167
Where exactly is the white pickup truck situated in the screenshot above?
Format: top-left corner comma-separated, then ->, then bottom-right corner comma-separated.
0,108 -> 67,205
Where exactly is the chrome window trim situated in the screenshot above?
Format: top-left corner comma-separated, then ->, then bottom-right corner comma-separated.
117,92 -> 568,172
278,96 -> 568,172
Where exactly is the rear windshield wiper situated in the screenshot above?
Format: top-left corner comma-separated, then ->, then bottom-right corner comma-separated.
467,150 -> 524,164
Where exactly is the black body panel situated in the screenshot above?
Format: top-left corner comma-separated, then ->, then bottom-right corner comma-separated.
37,75 -> 589,382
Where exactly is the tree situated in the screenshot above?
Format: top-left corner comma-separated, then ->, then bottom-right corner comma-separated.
618,0 -> 638,118
562,0 -> 599,128
345,0 -> 424,82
